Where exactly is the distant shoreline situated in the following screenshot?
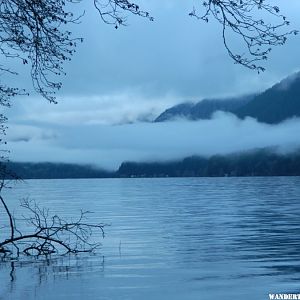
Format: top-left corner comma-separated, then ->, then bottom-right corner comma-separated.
3,148 -> 300,179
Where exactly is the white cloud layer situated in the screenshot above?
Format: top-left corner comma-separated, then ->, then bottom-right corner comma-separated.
7,112 -> 300,170
7,93 -> 182,126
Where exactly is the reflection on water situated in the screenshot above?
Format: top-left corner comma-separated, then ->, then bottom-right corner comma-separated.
1,177 -> 300,299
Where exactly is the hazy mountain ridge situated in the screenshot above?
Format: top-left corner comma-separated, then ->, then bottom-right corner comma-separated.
235,72 -> 300,123
155,103 -> 194,122
155,96 -> 253,122
155,72 -> 300,124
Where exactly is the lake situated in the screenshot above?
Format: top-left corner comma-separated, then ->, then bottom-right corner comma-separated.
1,177 -> 300,300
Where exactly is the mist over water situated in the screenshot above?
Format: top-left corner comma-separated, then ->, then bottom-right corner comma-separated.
7,112 -> 300,169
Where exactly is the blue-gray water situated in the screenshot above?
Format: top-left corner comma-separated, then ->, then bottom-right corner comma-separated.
1,177 -> 300,300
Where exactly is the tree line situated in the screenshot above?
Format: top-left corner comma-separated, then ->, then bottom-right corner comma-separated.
3,149 -> 300,179
118,150 -> 300,178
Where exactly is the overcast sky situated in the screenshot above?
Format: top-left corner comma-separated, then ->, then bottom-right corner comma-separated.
3,0 -> 300,169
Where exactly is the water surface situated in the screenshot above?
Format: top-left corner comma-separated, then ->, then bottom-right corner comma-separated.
1,177 -> 300,300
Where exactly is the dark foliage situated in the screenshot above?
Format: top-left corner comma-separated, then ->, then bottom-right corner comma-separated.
3,150 -> 300,180
4,162 -> 114,179
117,150 -> 300,178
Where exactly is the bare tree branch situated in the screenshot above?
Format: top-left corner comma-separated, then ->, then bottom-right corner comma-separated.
0,0 -> 152,105
0,188 -> 106,258
189,0 -> 298,72
93,0 -> 153,28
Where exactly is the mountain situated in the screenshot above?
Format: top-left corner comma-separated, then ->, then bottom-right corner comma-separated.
189,96 -> 253,120
155,103 -> 194,122
155,96 -> 253,122
155,72 -> 300,124
235,72 -> 300,124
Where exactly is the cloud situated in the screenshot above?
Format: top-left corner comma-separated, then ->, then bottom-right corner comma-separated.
7,112 -> 300,170
7,124 -> 56,143
7,93 -> 182,126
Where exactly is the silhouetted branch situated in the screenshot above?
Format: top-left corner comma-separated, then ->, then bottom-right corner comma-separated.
93,0 -> 153,28
0,0 -> 151,105
189,0 -> 298,72
0,183 -> 106,258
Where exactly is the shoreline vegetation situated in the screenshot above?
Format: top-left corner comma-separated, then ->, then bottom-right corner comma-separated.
4,149 -> 300,179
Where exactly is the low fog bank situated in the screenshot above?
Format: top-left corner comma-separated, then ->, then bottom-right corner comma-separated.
7,112 -> 300,170
6,93 -> 182,126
